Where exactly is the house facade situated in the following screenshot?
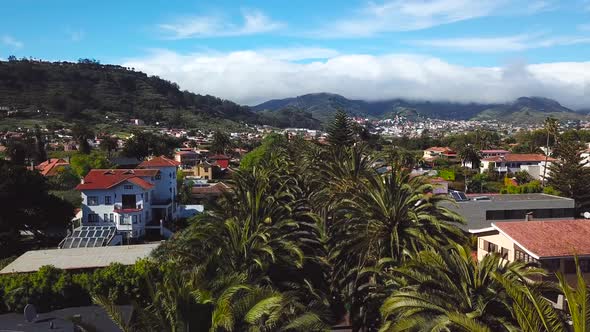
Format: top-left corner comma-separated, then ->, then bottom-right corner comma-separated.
480,153 -> 555,180
70,156 -> 180,245
477,220 -> 590,287
463,150 -> 509,169
423,147 -> 456,162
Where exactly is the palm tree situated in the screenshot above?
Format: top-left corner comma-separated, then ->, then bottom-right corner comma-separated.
380,244 -> 558,332
330,167 -> 465,330
556,256 -> 590,332
458,144 -> 481,169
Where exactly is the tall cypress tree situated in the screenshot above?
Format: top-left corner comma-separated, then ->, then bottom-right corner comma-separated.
547,140 -> 590,212
327,109 -> 355,148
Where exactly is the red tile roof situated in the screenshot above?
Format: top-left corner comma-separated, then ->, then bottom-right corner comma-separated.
493,220 -> 590,258
36,158 -> 70,176
426,146 -> 455,153
138,155 -> 180,168
482,153 -> 556,162
191,182 -> 230,196
76,169 -> 158,190
480,149 -> 509,154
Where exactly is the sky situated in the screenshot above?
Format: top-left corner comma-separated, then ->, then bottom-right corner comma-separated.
1,0 -> 590,109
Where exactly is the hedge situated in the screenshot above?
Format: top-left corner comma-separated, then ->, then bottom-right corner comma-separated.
0,259 -> 158,314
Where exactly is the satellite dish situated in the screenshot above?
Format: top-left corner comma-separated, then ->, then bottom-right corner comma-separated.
24,304 -> 37,323
584,212 -> 590,219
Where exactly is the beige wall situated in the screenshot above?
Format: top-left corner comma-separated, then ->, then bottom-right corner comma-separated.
477,231 -> 590,287
477,232 -> 516,262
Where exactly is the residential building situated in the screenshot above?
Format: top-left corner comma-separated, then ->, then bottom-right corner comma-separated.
463,150 -> 509,168
174,150 -> 199,166
64,156 -> 181,247
423,147 -> 456,162
444,192 -> 575,234
191,182 -> 230,203
34,158 -> 70,176
209,154 -> 231,168
480,153 -> 555,180
477,220 -> 590,286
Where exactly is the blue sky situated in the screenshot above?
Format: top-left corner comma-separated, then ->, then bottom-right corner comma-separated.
1,0 -> 590,107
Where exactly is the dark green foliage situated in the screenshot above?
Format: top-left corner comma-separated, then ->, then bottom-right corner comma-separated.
326,110 -> 355,147
547,140 -> 590,212
122,131 -> 181,160
258,108 -> 322,129
0,260 -> 156,314
239,133 -> 288,170
0,160 -> 74,257
209,130 -> 232,155
0,59 -> 257,127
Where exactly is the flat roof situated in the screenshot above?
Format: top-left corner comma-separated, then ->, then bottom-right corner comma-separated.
464,193 -> 573,202
493,220 -> 590,258
0,243 -> 160,274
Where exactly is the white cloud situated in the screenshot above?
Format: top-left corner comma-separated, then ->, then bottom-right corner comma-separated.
122,49 -> 590,109
1,35 -> 23,49
413,33 -> 590,52
158,9 -> 284,39
311,0 -> 554,38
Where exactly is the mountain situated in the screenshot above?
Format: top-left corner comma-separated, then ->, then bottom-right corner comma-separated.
0,59 -> 259,129
254,93 -> 586,123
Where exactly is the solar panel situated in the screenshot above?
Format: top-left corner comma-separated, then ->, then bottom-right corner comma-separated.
59,225 -> 117,249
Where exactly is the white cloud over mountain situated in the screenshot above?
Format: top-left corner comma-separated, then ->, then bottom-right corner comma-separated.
123,48 -> 590,109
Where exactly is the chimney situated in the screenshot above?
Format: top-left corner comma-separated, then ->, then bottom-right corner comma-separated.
525,212 -> 533,221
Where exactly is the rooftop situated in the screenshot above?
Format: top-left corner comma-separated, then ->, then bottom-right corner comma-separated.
463,193 -> 571,202
493,220 -> 590,258
76,169 -> 159,190
0,243 -> 160,274
482,153 -> 556,162
138,155 -> 181,168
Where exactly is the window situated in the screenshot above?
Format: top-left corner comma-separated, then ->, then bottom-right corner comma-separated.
88,213 -> 98,223
124,185 -> 133,190
146,192 -> 149,202
156,173 -> 161,180
515,248 -> 538,264
541,259 -> 560,272
480,240 -> 498,253
487,241 -> 498,253
120,215 -> 131,225
105,196 -> 111,205
501,247 -> 509,257
104,213 -> 108,222
87,196 -> 99,206
565,259 -> 590,273
109,213 -> 114,222
132,215 -> 138,224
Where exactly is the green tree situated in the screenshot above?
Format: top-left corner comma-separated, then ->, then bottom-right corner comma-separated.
542,117 -> 559,186
458,144 -> 481,169
99,136 -> 119,158
547,140 -> 590,212
380,245 -> 555,332
327,110 -> 355,148
71,123 -> 94,154
33,125 -> 47,164
70,150 -> 112,178
0,160 -> 74,257
210,130 -> 232,155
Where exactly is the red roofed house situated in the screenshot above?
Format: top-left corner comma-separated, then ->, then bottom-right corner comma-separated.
67,156 -> 180,246
477,219 -> 590,287
423,147 -> 457,162
209,154 -> 230,168
35,158 -> 70,176
480,153 -> 556,180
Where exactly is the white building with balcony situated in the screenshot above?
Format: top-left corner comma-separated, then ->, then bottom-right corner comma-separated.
60,156 -> 181,248
479,153 -> 556,180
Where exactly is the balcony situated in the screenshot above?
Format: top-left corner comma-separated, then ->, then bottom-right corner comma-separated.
114,203 -> 143,213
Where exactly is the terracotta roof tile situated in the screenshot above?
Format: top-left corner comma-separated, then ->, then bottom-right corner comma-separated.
76,169 -> 158,190
494,219 -> 590,258
482,153 -> 556,162
138,155 -> 180,168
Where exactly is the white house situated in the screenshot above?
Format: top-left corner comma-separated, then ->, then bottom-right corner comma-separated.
61,156 -> 181,248
463,149 -> 509,169
480,153 -> 555,180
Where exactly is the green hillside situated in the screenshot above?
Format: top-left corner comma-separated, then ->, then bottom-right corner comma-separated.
0,58 -> 258,129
